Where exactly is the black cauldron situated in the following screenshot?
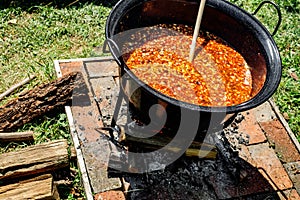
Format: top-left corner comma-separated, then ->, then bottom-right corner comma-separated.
105,0 -> 282,136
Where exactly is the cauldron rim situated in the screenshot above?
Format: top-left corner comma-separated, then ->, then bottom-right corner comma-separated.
105,0 -> 282,114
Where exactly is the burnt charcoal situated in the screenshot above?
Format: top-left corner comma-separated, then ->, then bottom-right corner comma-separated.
106,95 -> 280,199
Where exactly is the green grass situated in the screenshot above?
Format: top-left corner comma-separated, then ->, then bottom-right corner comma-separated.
0,0 -> 111,150
0,2 -> 111,92
0,1 -> 112,199
0,0 -> 299,198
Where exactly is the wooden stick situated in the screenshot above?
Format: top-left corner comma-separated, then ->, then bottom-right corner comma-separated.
0,131 -> 34,142
125,135 -> 217,159
188,0 -> 207,62
0,75 -> 36,101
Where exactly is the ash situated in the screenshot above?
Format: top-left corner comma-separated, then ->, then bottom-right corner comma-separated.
125,159 -> 217,200
122,114 -> 254,200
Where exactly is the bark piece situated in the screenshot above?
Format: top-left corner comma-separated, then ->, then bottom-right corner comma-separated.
0,139 -> 69,180
0,72 -> 83,132
0,174 -> 60,200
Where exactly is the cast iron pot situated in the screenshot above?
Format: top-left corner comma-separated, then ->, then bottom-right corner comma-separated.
105,0 -> 282,136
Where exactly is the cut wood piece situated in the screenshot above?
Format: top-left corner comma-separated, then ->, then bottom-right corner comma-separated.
0,174 -> 60,200
0,131 -> 34,142
69,146 -> 77,161
125,135 -> 217,159
0,72 -> 84,132
0,139 -> 69,180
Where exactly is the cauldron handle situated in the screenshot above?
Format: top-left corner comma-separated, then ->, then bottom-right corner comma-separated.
103,38 -> 125,68
252,1 -> 282,36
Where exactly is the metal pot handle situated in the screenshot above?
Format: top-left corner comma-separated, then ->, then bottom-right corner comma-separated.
252,0 -> 282,36
103,38 -> 124,67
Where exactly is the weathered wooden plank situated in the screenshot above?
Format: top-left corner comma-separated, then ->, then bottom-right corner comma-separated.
0,174 -> 60,200
0,139 -> 69,180
0,131 -> 34,142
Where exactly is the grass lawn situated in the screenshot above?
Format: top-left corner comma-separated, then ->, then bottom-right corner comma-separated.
0,0 -> 299,199
0,1 -> 114,199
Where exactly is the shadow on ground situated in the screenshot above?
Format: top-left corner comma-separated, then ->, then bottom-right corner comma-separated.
0,0 -> 119,9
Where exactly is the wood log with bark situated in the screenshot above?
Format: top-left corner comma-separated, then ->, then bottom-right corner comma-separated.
0,72 -> 84,132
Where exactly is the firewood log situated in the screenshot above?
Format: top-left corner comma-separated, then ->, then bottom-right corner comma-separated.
125,135 -> 217,159
0,174 -> 60,200
0,72 -> 84,132
0,139 -> 69,180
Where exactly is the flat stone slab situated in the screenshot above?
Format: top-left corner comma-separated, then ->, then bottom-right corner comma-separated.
284,162 -> 300,195
54,57 -> 300,200
253,102 -> 277,123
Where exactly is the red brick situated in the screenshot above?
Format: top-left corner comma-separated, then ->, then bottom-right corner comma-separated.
260,119 -> 300,163
248,143 -> 293,190
239,110 -> 267,145
280,189 -> 300,200
59,61 -> 83,75
95,190 -> 125,200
